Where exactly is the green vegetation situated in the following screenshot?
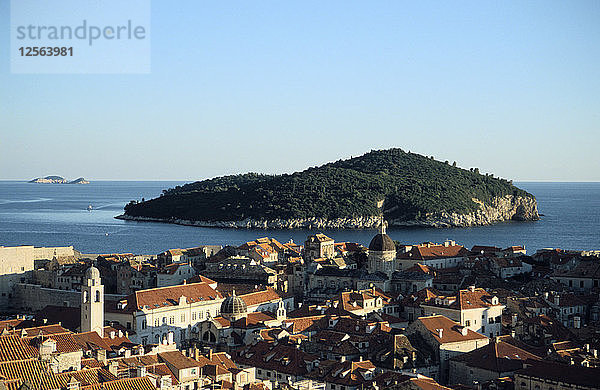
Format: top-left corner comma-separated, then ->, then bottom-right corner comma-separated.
123,148 -> 533,222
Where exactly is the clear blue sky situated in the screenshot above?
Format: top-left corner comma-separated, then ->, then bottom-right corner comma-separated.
1,1 -> 599,181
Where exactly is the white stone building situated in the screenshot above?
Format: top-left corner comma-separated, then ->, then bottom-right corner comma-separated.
157,263 -> 196,287
107,281 -> 224,346
407,314 -> 489,384
421,286 -> 505,338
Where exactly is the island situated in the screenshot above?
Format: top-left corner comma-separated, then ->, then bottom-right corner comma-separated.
29,176 -> 90,184
116,148 -> 539,228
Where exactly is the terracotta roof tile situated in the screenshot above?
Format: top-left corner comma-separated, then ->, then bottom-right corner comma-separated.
80,376 -> 157,390
417,315 -> 488,344
132,282 -> 222,310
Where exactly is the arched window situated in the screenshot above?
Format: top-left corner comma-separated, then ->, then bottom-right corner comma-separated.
202,331 -> 216,342
95,290 -> 100,302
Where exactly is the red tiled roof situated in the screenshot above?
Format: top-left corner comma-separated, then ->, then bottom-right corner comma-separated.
408,377 -> 453,390
234,341 -> 318,376
417,315 -> 488,344
422,287 -> 502,310
72,331 -> 112,351
0,359 -> 63,389
130,282 -> 222,310
0,335 -> 39,361
81,376 -> 157,390
158,351 -> 202,370
239,287 -> 280,307
399,244 -> 468,260
451,340 -> 540,372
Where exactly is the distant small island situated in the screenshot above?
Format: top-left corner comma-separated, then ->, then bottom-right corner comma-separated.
29,176 -> 90,184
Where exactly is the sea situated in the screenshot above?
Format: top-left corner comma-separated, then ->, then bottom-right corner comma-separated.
0,181 -> 598,255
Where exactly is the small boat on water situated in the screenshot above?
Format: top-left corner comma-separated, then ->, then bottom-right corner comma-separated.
87,204 -> 93,211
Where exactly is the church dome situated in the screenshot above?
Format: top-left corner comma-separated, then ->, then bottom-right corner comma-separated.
85,265 -> 100,280
220,294 -> 247,316
369,233 -> 396,252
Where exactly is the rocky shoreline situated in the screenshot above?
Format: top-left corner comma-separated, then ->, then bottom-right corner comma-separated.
116,195 -> 539,229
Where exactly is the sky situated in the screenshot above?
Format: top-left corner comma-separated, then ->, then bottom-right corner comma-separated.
0,1 -> 599,181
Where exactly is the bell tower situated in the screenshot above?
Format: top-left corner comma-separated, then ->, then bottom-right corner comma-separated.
81,265 -> 104,336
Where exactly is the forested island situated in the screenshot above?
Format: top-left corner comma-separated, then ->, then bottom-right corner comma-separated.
117,148 -> 539,228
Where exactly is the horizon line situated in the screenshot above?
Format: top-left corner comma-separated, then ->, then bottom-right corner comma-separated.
1,179 -> 600,183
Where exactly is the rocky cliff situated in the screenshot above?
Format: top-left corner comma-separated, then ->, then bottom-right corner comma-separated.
116,194 -> 539,229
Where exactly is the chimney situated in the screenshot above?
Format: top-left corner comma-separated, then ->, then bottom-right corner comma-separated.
167,332 -> 174,345
109,360 -> 119,376
136,366 -> 147,377
468,286 -> 476,292
437,329 -> 443,339
460,327 -> 468,336
208,348 -> 213,360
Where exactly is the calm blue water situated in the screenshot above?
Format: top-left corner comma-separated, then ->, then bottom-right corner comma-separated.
0,181 -> 598,254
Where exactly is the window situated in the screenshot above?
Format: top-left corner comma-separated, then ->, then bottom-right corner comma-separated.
482,326 -> 485,333
465,320 -> 471,326
142,320 -> 147,330
169,316 -> 174,324
181,313 -> 186,322
257,369 -> 262,375
126,322 -> 131,329
580,280 -> 584,288
192,312 -> 196,321
162,317 -> 167,325
155,319 -> 160,327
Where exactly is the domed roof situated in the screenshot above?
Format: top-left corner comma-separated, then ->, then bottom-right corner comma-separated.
369,233 -> 396,252
220,293 -> 247,316
85,265 -> 100,279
